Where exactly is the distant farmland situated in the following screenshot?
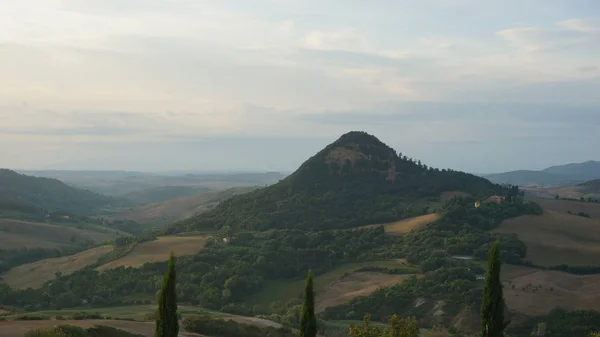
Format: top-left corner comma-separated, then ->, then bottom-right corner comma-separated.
532,197 -> 600,218
494,210 -> 600,266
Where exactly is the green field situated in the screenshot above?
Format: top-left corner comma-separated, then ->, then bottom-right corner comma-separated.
245,260 -> 415,307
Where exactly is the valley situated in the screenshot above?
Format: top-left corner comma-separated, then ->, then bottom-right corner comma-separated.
1,131 -> 600,337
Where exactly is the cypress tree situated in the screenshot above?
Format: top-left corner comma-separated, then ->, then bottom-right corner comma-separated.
299,270 -> 317,337
155,252 -> 179,337
481,241 -> 506,337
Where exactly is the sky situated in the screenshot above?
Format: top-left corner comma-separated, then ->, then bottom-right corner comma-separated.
1,0 -> 599,174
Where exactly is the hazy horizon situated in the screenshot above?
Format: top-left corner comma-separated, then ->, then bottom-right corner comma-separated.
2,1 -> 599,173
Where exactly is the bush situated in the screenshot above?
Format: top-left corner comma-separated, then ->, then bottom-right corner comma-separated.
183,315 -> 294,337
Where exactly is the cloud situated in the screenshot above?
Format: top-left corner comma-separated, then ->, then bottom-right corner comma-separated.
498,19 -> 600,52
1,1 -> 599,172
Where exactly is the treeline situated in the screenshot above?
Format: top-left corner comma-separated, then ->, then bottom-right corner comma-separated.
24,325 -> 144,337
555,195 -> 600,203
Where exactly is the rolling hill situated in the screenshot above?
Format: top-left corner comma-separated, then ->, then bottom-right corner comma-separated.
483,160 -> 600,187
0,169 -> 128,215
20,170 -> 287,196
493,210 -> 600,266
0,219 -> 121,249
173,131 -> 501,232
113,186 -> 257,226
544,161 -> 600,180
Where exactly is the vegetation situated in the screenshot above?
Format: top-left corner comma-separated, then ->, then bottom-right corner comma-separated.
0,169 -> 129,215
155,252 -> 178,337
24,325 -> 144,337
171,132 -> 501,232
480,241 -> 506,337
300,270 -> 317,337
0,227 -> 395,312
349,314 -> 419,337
568,210 -> 592,218
509,308 -> 600,337
322,199 -> 541,325
182,315 -> 294,337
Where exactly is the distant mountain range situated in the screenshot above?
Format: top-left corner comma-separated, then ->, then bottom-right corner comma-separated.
19,170 -> 287,196
483,161 -> 600,187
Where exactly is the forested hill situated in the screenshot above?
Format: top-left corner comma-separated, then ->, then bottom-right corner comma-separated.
171,131 -> 502,232
0,169 -> 128,215
580,179 -> 600,190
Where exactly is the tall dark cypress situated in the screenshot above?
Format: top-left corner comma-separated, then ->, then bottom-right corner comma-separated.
299,270 -> 317,337
155,252 -> 179,337
481,241 -> 505,337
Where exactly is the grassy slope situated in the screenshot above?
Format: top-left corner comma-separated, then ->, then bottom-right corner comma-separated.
0,219 -> 121,249
2,245 -> 114,289
502,265 -> 600,317
359,213 -> 441,234
383,213 -> 441,234
493,210 -> 600,266
246,260 -> 415,308
97,236 -> 209,271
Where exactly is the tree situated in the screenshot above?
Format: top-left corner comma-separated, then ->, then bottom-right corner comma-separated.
481,241 -> 507,337
299,270 -> 317,337
349,314 -> 419,337
155,252 -> 178,337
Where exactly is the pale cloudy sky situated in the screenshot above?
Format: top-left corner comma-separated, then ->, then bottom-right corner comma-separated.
1,0 -> 599,173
